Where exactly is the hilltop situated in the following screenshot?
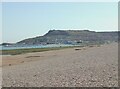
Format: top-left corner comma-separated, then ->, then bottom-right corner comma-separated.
16,30 -> 119,45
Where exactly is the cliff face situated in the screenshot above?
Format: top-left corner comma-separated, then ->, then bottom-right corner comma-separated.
16,30 -> 119,45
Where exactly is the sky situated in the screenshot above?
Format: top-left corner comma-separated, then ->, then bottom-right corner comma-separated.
1,2 -> 118,43
1,0 -> 119,2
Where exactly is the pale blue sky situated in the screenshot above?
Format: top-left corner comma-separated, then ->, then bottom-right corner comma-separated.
2,2 -> 118,43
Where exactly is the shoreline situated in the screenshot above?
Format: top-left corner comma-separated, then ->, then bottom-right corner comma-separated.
1,42 -> 105,55
2,42 -> 116,67
2,46 -> 87,67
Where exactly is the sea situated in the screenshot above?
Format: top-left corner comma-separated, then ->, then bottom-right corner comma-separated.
0,44 -> 75,50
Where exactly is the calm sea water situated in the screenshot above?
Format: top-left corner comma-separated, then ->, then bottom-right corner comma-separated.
1,44 -> 74,50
